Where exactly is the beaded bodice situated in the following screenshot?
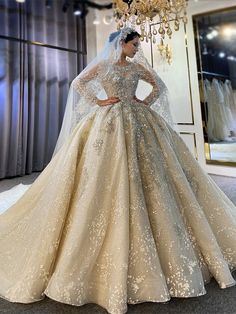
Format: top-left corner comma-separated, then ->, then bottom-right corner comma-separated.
103,63 -> 139,102
74,61 -> 159,106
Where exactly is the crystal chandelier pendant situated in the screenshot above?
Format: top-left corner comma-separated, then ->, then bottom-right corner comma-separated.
113,0 -> 188,64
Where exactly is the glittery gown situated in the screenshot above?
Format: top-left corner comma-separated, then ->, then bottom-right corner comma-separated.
1,62 -> 236,314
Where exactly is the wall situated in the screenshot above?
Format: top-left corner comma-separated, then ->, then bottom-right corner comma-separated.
87,1 -> 236,177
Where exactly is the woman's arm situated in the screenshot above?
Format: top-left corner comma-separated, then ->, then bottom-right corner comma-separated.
72,65 -> 99,106
136,64 -> 159,106
72,64 -> 120,107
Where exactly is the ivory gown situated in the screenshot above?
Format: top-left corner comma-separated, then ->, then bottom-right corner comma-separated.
1,62 -> 236,314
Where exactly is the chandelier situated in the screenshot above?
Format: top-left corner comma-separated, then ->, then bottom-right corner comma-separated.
113,0 -> 188,64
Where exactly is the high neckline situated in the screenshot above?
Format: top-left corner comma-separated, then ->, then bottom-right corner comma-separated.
114,62 -> 133,68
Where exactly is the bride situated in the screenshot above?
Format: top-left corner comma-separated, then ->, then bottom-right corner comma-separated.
1,27 -> 236,314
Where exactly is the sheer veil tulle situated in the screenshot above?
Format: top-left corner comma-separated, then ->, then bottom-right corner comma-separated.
53,27 -> 174,155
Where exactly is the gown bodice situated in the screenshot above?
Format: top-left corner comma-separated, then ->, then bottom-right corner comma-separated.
102,63 -> 139,102
73,61 -> 159,107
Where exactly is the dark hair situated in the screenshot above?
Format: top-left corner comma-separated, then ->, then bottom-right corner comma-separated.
124,31 -> 140,43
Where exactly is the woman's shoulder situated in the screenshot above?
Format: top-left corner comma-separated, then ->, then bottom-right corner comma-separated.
131,62 -> 147,72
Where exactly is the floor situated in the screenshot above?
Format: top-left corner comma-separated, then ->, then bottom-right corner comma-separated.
210,142 -> 236,162
0,173 -> 236,313
0,172 -> 40,193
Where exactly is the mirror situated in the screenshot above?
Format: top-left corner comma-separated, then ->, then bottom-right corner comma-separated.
193,7 -> 236,166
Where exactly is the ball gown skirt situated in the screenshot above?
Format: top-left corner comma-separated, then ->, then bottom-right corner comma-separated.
1,100 -> 236,314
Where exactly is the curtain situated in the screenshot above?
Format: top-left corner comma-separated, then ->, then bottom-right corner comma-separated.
0,0 -> 86,179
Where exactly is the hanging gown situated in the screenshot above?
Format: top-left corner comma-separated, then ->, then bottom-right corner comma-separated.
204,79 -> 217,142
1,62 -> 236,314
224,80 -> 236,135
208,79 -> 230,142
219,80 -> 234,136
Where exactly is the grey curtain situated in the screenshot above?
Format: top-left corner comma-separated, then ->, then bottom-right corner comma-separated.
0,0 -> 86,179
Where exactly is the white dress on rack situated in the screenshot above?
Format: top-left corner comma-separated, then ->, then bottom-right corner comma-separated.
224,80 -> 236,135
209,79 -> 230,141
220,80 -> 234,135
204,79 -> 217,142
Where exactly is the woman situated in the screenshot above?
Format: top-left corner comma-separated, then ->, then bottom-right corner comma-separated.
1,27 -> 236,314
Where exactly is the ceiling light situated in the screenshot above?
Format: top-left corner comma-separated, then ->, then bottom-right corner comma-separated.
218,52 -> 226,58
211,30 -> 218,37
74,9 -> 82,15
206,29 -> 218,40
227,56 -> 236,61
206,33 -> 214,40
73,2 -> 82,16
222,26 -> 236,37
16,0 -> 25,2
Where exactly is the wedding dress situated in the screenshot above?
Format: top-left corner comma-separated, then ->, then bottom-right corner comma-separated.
204,79 -> 217,142
1,30 -> 236,314
204,78 -> 236,142
219,80 -> 234,135
206,79 -> 230,141
224,80 -> 236,134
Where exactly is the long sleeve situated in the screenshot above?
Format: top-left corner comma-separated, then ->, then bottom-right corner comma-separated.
72,65 -> 100,106
137,64 -> 159,106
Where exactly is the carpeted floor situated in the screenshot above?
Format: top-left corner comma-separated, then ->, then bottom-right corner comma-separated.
210,174 -> 236,204
0,173 -> 236,314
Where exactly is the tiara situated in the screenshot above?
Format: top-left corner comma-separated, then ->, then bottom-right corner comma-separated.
108,27 -> 136,43
120,27 -> 136,41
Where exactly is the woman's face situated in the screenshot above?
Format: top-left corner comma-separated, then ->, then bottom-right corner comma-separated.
122,36 -> 140,58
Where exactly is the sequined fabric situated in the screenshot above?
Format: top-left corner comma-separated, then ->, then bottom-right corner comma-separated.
1,63 -> 236,314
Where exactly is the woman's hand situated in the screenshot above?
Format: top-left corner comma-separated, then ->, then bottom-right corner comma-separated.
97,97 -> 120,107
133,95 -> 148,106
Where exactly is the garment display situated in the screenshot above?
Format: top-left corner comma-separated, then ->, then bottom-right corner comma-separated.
224,80 -> 236,132
219,80 -> 235,134
203,78 -> 236,142
1,28 -> 236,314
